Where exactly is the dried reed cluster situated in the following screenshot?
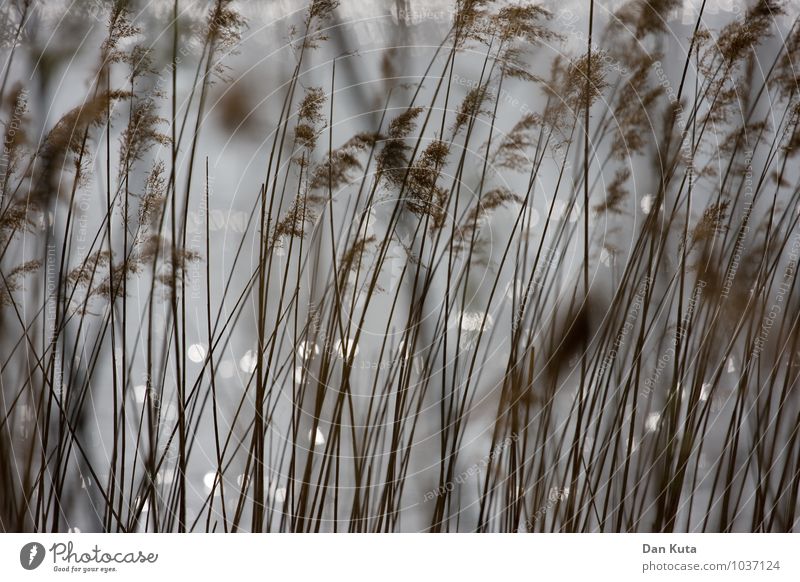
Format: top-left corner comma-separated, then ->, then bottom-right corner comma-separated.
0,0 -> 799,533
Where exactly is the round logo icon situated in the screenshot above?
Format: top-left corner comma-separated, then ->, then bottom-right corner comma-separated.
20,542 -> 46,570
